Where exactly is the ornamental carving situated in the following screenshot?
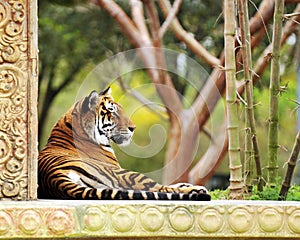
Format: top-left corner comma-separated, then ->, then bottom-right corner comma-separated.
0,0 -> 38,200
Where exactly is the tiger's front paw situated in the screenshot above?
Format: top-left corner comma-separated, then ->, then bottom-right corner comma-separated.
170,183 -> 208,194
188,185 -> 208,194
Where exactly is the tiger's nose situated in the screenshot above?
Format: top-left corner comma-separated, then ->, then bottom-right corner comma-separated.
128,126 -> 136,132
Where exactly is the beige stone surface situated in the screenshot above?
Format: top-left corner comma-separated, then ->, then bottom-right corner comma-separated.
0,0 -> 38,200
0,200 -> 299,239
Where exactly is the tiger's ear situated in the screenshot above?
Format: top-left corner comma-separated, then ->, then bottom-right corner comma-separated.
100,86 -> 112,97
82,90 -> 99,113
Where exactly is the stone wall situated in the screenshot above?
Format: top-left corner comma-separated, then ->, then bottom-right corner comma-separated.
0,0 -> 38,200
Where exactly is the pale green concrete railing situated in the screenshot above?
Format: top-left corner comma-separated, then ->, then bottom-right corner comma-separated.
1,1 -> 300,239
1,200 -> 300,239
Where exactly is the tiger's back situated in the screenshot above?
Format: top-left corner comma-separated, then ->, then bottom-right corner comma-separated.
38,88 -> 210,201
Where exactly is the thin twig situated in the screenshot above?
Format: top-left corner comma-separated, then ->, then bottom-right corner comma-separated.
202,126 -> 215,144
236,91 -> 248,106
284,12 -> 300,18
116,76 -> 168,120
249,0 -> 272,44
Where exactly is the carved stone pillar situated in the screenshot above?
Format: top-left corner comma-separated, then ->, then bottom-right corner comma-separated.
0,0 -> 38,200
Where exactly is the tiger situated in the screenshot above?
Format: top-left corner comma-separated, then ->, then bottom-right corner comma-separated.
38,87 -> 210,201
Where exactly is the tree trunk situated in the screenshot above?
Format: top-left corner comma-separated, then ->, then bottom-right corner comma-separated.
163,110 -> 200,184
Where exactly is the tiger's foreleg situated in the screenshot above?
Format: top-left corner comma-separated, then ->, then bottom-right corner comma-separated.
114,169 -> 208,195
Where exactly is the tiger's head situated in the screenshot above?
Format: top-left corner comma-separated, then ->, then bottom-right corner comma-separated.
75,87 -> 136,146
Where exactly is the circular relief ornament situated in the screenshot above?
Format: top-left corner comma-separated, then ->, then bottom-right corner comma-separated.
258,208 -> 283,232
140,207 -> 164,232
10,96 -> 26,115
0,211 -> 13,235
1,180 -> 20,198
0,1 -> 10,28
287,209 -> 300,234
84,207 -> 106,232
0,131 -> 12,164
11,2 -> 25,23
13,136 -> 26,160
47,210 -> 73,236
169,207 -> 194,232
198,208 -> 223,233
111,208 -> 135,233
5,21 -> 22,38
0,66 -> 21,98
1,45 -> 20,63
18,210 -> 41,235
6,158 -> 22,174
228,208 -> 253,233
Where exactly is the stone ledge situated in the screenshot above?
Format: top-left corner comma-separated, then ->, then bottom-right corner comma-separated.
0,200 -> 300,239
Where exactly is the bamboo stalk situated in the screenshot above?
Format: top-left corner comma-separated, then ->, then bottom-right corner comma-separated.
268,0 -> 284,186
224,0 -> 244,199
189,3 -> 300,185
279,130 -> 300,200
238,0 -> 253,192
238,0 -> 263,192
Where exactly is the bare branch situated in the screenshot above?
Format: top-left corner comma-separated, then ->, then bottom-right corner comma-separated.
249,0 -> 272,43
159,0 -> 182,38
116,76 -> 168,120
143,0 -> 183,120
143,0 -> 161,46
130,0 -> 151,44
158,0 -> 220,67
202,126 -> 215,143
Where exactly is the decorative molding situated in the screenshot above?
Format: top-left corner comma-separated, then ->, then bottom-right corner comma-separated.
1,2 -> 300,240
0,201 -> 300,239
0,0 -> 38,200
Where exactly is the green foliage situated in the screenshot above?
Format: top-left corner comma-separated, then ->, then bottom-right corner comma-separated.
248,185 -> 281,200
210,188 -> 230,200
211,185 -> 300,201
285,185 -> 300,201
179,1 -> 223,55
40,0 -> 88,6
249,185 -> 300,201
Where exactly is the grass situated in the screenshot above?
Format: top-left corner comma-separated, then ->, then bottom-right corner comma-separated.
210,185 -> 300,201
